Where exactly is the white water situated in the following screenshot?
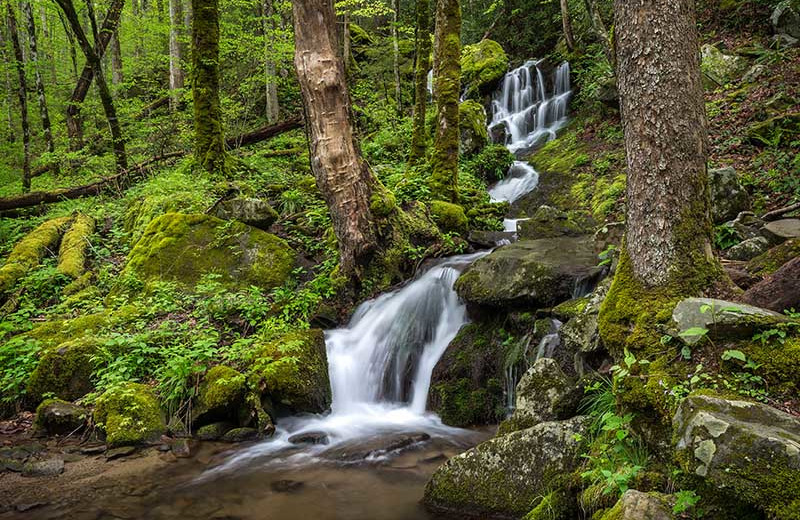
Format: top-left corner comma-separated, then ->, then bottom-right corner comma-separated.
489,61 -> 571,204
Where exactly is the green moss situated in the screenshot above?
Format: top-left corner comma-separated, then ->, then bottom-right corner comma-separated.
746,239 -> 800,276
458,100 -> 488,156
33,398 -> 87,435
463,144 -> 514,183
57,213 -> 95,279
248,329 -> 331,414
0,216 -> 72,294
744,336 -> 800,394
429,200 -> 468,235
199,365 -> 246,410
552,296 -> 590,321
123,213 -> 295,292
26,338 -> 100,403
93,382 -> 165,447
460,39 -> 508,99
523,490 -> 573,520
370,190 -> 398,218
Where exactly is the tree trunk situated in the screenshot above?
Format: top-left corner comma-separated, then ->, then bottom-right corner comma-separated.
614,0 -> 713,287
110,28 -> 123,85
262,0 -> 279,123
168,0 -> 184,109
63,0 -> 124,149
191,0 -> 227,173
342,11 -> 351,75
559,0 -> 575,51
56,0 -> 128,172
430,0 -> 461,202
58,10 -> 79,82
22,1 -> 55,159
6,0 -> 31,192
409,0 -> 431,163
392,0 -> 402,116
0,24 -> 16,142
583,0 -> 614,65
292,0 -> 378,278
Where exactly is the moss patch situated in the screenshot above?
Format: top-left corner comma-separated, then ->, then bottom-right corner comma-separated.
26,338 -> 100,403
93,382 -> 165,447
57,213 -> 95,279
199,365 -> 246,410
429,200 -> 468,235
461,39 -> 508,99
0,216 -> 72,294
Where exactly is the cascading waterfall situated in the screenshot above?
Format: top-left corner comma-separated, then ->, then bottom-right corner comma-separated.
489,61 -> 571,204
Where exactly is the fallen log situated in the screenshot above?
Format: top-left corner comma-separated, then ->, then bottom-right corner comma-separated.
135,96 -> 171,120
225,116 -> 303,148
762,202 -> 800,222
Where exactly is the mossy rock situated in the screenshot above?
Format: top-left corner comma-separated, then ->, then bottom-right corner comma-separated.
464,144 -> 514,183
123,213 -> 295,292
746,238 -> 800,276
33,399 -> 88,436
0,216 -> 72,294
744,336 -> 800,394
458,100 -> 488,156
597,490 -> 674,520
193,365 -> 247,427
461,39 -> 508,99
248,329 -> 331,415
93,383 -> 166,447
429,201 -> 469,235
57,213 -> 95,279
523,489 -> 575,520
746,112 -> 800,147
552,296 -> 590,321
517,205 -> 593,240
27,338 -> 100,403
700,44 -> 748,89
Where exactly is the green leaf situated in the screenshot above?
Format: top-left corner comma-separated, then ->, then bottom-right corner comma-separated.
722,349 -> 747,362
679,327 -> 709,338
681,345 -> 692,360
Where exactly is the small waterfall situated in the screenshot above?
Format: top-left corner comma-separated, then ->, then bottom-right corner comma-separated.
535,320 -> 563,361
488,61 -> 572,205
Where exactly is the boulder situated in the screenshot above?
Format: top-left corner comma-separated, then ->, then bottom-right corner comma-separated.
193,365 -> 247,427
33,399 -> 87,436
93,383 -> 166,447
598,490 -> 675,520
772,1 -> 800,39
723,236 -> 770,261
724,211 -> 764,242
762,218 -> 800,243
459,100 -> 488,156
196,422 -> 235,441
221,427 -> 259,443
498,358 -> 581,435
741,257 -> 800,312
672,297 -> 788,345
454,237 -> 603,309
21,458 -> 64,478
559,278 -> 611,375
26,339 -> 99,402
673,394 -> 800,520
460,39 -> 508,99
211,198 -> 278,230
746,238 -> 800,276
423,416 -> 589,518
516,206 -> 590,240
708,167 -> 749,224
700,44 -> 748,89
123,213 -> 295,292
429,201 -> 469,235
724,266 -> 761,290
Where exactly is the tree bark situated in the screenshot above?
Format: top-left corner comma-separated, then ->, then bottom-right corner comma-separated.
559,0 -> 575,52
168,0 -> 184,109
409,0 -> 431,163
191,0 -> 227,173
342,11 -> 351,75
22,1 -> 55,160
292,0 -> 378,278
6,0 -> 31,192
262,0 -> 279,123
0,23 -> 16,142
392,0 -> 402,116
615,0 -> 713,287
110,27 -> 123,85
583,0 -> 614,66
430,0 -> 461,202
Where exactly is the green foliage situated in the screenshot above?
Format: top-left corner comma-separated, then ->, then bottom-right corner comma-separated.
713,224 -> 739,250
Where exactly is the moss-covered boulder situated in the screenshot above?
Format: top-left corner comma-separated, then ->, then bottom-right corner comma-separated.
33,399 -> 88,436
700,44 -> 748,89
454,237 -> 602,309
708,167 -> 749,224
517,205 -> 592,240
249,329 -> 331,415
0,216 -> 72,294
193,365 -> 247,427
746,238 -> 800,276
458,100 -> 488,156
465,144 -> 514,183
211,198 -> 279,231
671,297 -> 790,345
744,336 -> 800,394
461,39 -> 508,99
123,213 -> 295,292
598,490 -> 675,520
94,383 -> 166,447
27,339 -> 100,402
423,416 -> 589,518
57,213 -> 95,279
673,394 -> 800,520
429,201 -> 469,235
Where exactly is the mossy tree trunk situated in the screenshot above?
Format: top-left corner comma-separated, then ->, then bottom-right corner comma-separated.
22,1 -> 55,163
559,0 -> 575,51
191,0 -> 227,173
430,0 -> 461,202
392,0 -> 402,116
409,0 -> 432,163
0,24 -> 15,142
5,0 -> 31,192
291,0 -> 379,280
168,0 -> 184,109
583,0 -> 614,66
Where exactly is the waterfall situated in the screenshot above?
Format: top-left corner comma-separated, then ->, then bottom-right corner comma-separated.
489,61 -> 571,204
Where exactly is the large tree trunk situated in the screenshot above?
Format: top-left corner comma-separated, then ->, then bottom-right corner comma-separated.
430,0 -> 461,202
559,0 -> 575,51
0,24 -> 16,142
342,12 -> 351,75
22,1 -> 55,160
63,0 -> 124,149
409,0 -> 432,163
191,0 -> 227,173
262,0 -> 279,123
292,0 -> 378,278
110,28 -> 123,85
583,0 -> 614,65
615,0 -> 713,287
168,0 -> 184,108
6,0 -> 31,192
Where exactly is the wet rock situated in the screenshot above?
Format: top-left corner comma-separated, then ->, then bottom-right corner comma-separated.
170,438 -> 194,458
22,458 -> 64,477
516,206 -> 590,240
288,431 -> 330,445
79,444 -> 107,455
212,198 -> 278,231
672,297 -> 788,345
763,218 -> 800,243
33,399 -> 87,436
270,479 -> 304,493
700,44 -> 748,89
724,236 -> 770,261
467,230 -> 514,248
454,237 -> 602,310
708,167 -> 749,224
221,427 -> 259,443
558,277 -> 611,375
724,266 -> 761,290
459,101 -> 488,156
423,416 -> 589,518
324,433 -> 431,461
105,446 -> 137,460
598,490 -> 674,520
673,393 -> 800,519
772,0 -> 800,39
196,421 -> 235,441
498,358 -> 581,435
742,257 -> 800,312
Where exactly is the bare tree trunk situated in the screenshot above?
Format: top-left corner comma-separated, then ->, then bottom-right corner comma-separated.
559,0 -> 575,51
430,0 -> 461,202
292,0 -> 378,279
56,0 -> 127,172
168,0 -> 184,108
22,1 -> 55,160
262,0 -> 279,123
613,0 -> 713,287
409,0 -> 431,163
58,10 -> 79,82
583,0 -> 614,65
392,0 -> 402,115
110,28 -> 123,85
6,0 -> 31,192
0,24 -> 16,142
